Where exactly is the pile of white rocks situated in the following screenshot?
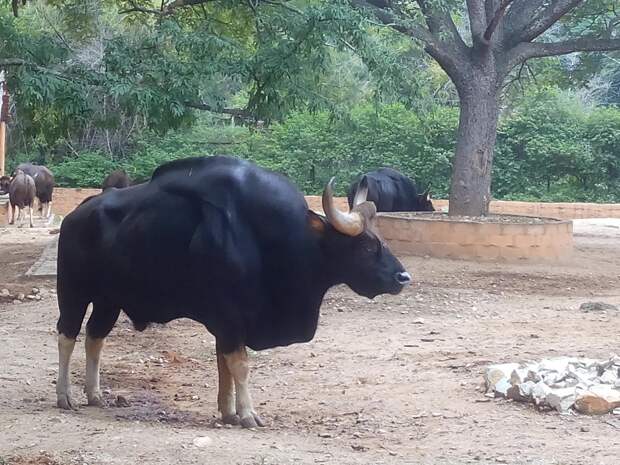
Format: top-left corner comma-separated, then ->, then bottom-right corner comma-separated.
485,355 -> 620,415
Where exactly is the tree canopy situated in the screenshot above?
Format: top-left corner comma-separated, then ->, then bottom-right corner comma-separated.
0,1 -> 619,208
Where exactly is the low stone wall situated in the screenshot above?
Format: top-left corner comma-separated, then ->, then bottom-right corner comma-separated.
2,188 -> 618,229
432,199 -> 620,220
305,195 -> 348,214
0,197 -> 8,226
377,213 -> 573,261
52,187 -> 101,216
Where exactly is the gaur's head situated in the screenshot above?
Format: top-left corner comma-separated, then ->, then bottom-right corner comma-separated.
0,175 -> 10,194
310,177 -> 411,299
417,187 -> 434,212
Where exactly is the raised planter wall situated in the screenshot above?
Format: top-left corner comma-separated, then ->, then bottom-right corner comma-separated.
377,213 -> 573,261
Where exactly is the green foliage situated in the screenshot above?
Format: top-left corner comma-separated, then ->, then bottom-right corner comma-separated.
49,152 -> 118,187
32,104 -> 457,194
494,87 -> 620,202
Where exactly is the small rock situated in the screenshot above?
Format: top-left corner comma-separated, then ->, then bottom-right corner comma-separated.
192,436 -> 212,448
115,395 -> 130,407
485,363 -> 520,392
494,378 -> 512,398
26,294 -> 37,300
531,381 -> 552,406
413,318 -> 425,324
17,293 -> 25,301
509,368 -> 530,386
31,287 -> 40,295
507,381 -> 535,402
580,301 -> 618,313
12,299 -> 21,305
599,369 -> 618,385
1,288 -> 10,297
546,388 -> 576,414
574,385 -> 620,415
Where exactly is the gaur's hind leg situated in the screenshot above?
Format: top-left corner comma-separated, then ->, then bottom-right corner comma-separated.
85,301 -> 121,407
216,341 -> 239,425
56,293 -> 89,410
224,347 -> 265,428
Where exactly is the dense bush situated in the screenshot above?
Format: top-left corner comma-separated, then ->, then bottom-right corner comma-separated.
8,93 -> 620,203
494,88 -> 620,202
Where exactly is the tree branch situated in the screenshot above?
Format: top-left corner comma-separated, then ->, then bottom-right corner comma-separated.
519,0 -> 584,42
466,0 -> 487,42
520,37 -> 620,59
349,0 -> 436,46
503,0 -> 545,41
349,0 -> 464,79
416,0 -> 468,51
483,0 -> 515,42
502,36 -> 620,74
120,0 -> 218,15
184,101 -> 253,120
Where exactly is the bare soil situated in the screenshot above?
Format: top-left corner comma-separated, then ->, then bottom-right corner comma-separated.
382,212 -> 558,224
1,219 -> 620,465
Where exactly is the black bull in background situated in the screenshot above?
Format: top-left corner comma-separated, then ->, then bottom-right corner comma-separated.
55,156 -> 411,428
348,168 -> 434,212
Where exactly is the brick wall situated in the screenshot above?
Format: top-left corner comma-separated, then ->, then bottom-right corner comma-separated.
52,187 -> 101,216
2,188 -> 620,225
431,199 -> 620,220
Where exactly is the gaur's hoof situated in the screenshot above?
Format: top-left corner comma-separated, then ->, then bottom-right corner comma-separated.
240,413 -> 265,429
57,394 -> 78,411
221,414 -> 240,425
87,395 -> 106,407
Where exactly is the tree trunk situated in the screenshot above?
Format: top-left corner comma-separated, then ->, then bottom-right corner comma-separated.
449,77 -> 499,217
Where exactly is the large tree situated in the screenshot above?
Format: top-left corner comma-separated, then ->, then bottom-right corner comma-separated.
348,1 -> 620,215
3,1 -> 620,213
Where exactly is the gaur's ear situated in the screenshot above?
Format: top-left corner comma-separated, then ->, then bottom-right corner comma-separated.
307,210 -> 327,235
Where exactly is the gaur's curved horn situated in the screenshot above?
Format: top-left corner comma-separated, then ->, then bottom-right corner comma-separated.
322,177 -> 364,237
352,175 -> 368,207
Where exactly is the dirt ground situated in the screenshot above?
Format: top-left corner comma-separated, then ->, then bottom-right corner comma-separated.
1,219 -> 620,465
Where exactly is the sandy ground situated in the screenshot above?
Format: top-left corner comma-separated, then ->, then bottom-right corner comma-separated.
1,219 -> 620,465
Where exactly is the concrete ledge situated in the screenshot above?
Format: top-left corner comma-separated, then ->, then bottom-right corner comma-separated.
377,212 -> 573,261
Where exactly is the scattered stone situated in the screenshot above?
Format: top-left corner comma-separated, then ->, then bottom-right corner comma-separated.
600,369 -> 618,384
115,395 -> 130,408
31,287 -> 40,295
507,381 -> 535,402
531,381 -> 552,406
580,302 -> 618,313
17,293 -> 25,301
1,288 -> 10,297
494,378 -> 512,398
192,436 -> 212,448
484,363 -> 520,392
546,388 -> 576,414
574,385 -> 620,415
485,355 -> 620,415
12,299 -> 21,305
